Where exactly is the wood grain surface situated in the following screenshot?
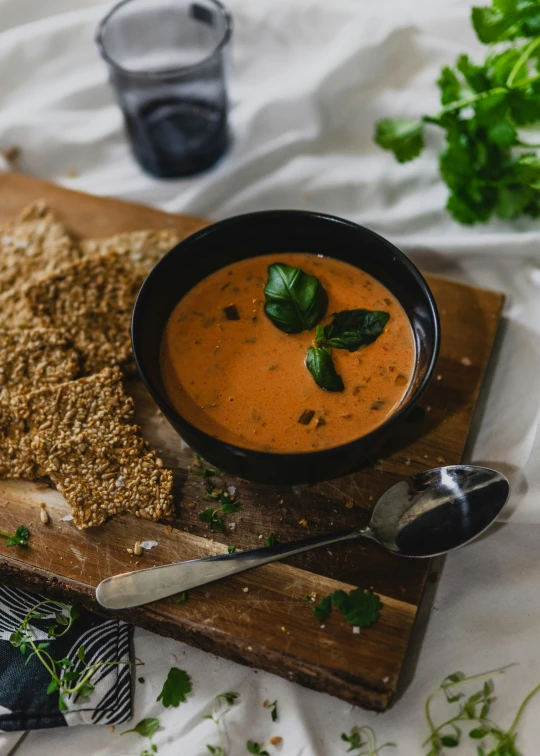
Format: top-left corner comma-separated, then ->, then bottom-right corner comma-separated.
0,172 -> 504,710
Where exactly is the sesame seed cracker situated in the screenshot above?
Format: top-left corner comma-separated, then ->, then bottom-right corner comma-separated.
0,328 -> 80,399
81,229 -> 180,271
32,422 -> 174,529
24,251 -> 146,374
4,367 -> 135,480
0,200 -> 81,296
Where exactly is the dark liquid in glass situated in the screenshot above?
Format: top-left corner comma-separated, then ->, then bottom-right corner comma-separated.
124,97 -> 228,178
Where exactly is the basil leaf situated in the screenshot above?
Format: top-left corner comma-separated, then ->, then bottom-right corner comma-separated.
264,263 -> 327,334
323,309 -> 390,352
305,346 -> 344,392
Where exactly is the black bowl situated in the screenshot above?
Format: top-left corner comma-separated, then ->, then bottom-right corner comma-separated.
132,210 -> 440,485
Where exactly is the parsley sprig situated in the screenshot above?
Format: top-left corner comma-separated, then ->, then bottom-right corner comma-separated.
0,525 -> 29,547
157,667 -> 192,707
204,691 -> 240,755
375,0 -> 540,224
313,588 -> 383,627
10,599 -> 132,712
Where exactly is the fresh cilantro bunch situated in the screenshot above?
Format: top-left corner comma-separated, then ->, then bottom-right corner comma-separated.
375,0 -> 540,224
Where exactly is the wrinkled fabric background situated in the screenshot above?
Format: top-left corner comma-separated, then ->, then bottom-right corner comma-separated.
1,0 -> 540,753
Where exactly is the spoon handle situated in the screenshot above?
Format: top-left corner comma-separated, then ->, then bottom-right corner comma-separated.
96,527 -> 365,610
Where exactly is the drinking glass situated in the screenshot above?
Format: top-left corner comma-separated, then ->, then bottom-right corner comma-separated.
96,0 -> 232,178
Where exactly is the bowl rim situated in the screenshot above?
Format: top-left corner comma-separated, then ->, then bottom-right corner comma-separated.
132,209 -> 441,464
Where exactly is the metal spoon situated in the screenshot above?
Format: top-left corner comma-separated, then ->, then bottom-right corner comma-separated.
96,465 -> 509,610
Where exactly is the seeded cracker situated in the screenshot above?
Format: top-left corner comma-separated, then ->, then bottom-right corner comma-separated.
24,251 -> 146,374
0,328 -> 80,399
81,229 -> 180,271
0,201 -> 82,328
32,422 -> 174,529
0,401 -> 34,479
5,367 -> 134,480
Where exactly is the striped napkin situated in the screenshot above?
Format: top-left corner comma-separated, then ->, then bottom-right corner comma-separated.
0,586 -> 132,730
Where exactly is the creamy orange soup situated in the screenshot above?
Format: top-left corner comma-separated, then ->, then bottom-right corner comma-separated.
161,253 -> 415,453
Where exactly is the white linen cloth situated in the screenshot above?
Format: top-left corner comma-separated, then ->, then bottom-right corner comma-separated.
1,0 -> 540,753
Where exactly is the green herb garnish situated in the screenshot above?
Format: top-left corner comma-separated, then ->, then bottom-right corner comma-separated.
263,534 -> 278,547
122,717 -> 160,738
267,699 -> 278,721
375,1 -> 540,224
199,497 -> 241,532
312,589 -> 382,627
263,263 -> 328,334
227,545 -> 236,554
319,310 -> 390,352
305,345 -> 344,392
423,666 -> 540,754
10,599 -> 131,712
313,595 -> 332,622
175,592 -> 188,604
204,692 -> 240,756
157,667 -> 192,707
341,726 -> 395,754
0,525 -> 29,547
247,741 -> 270,756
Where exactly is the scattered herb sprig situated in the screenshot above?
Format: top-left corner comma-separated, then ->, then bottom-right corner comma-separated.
341,726 -> 395,754
267,700 -> 278,722
199,499 -> 241,532
204,691 -> 240,756
157,667 -> 192,707
195,456 -> 241,532
246,741 -> 270,756
0,525 -> 29,547
10,599 -> 131,712
122,716 -> 160,754
423,666 -> 540,755
313,588 -> 383,627
375,0 -> 540,224
263,534 -> 278,547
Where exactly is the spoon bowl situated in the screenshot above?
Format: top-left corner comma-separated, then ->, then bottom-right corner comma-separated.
368,464 -> 510,557
96,465 -> 510,610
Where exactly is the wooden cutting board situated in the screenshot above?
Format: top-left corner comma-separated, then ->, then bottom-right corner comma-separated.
0,172 -> 504,711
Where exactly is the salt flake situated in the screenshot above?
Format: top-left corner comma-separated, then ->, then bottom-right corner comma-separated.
140,540 -> 158,550
61,514 -> 74,522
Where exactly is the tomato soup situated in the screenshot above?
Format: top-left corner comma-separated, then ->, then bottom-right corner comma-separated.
160,253 -> 415,453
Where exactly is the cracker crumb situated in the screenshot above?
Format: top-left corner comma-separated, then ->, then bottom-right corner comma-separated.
460,356 -> 472,366
242,586 -> 249,593
298,518 -> 308,527
269,736 -> 283,746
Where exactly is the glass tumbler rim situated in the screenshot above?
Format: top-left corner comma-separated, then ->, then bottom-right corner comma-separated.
95,0 -> 233,79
